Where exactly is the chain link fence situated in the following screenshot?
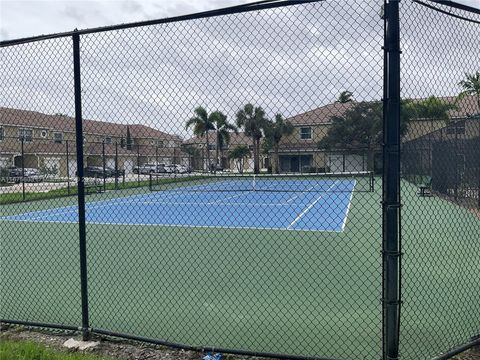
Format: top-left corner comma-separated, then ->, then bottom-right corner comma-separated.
1,1 -> 479,359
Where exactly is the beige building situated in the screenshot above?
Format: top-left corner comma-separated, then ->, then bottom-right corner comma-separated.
183,132 -> 264,172
277,95 -> 479,173
0,107 -> 184,177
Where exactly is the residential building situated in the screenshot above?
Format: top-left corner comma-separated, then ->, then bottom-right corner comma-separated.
0,107 -> 184,177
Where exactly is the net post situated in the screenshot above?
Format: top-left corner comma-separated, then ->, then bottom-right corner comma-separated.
72,30 -> 90,341
382,1 -> 402,359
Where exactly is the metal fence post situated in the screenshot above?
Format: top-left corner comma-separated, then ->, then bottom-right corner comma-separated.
73,30 -> 90,341
102,139 -> 106,192
115,141 -> 119,190
383,1 -> 402,359
66,140 -> 70,195
21,137 -> 25,201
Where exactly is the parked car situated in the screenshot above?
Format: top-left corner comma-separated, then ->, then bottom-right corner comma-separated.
155,164 -> 166,173
133,163 -> 157,174
164,164 -> 177,173
83,166 -> 112,178
8,166 -> 23,179
23,168 -> 44,182
105,166 -> 125,177
174,165 -> 189,174
7,166 -> 44,183
210,164 -> 224,172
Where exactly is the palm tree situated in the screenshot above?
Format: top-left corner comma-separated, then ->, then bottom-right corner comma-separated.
228,145 -> 251,174
185,106 -> 215,171
458,71 -> 480,113
236,104 -> 268,174
210,111 -> 238,170
336,91 -> 354,103
263,114 -> 294,173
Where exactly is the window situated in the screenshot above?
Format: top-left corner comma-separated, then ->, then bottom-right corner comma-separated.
208,144 -> 216,150
18,128 -> 33,142
0,127 -> 4,141
120,137 -> 126,148
53,132 -> 63,144
300,127 -> 312,140
104,137 -> 112,145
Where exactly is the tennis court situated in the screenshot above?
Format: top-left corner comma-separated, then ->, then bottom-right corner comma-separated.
1,175 -> 479,359
1,176 -> 361,232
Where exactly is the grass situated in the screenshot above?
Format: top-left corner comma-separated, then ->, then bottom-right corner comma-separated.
0,179 -> 478,360
0,339 -> 110,360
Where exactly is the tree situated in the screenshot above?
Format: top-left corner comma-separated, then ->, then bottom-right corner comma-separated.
318,101 -> 411,171
185,106 -> 215,171
181,144 -> 201,170
336,91 -> 354,103
458,71 -> 480,113
236,104 -> 268,174
126,125 -> 132,150
228,145 -> 251,174
263,114 -> 294,173
404,96 -> 458,124
210,111 -> 238,170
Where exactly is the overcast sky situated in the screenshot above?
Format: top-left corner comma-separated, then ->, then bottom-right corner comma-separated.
0,0 -> 478,137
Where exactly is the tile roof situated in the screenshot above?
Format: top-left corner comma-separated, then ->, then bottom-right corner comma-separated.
285,95 -> 479,126
0,107 -> 179,140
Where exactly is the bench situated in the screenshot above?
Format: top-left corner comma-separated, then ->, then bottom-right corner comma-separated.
418,176 -> 432,197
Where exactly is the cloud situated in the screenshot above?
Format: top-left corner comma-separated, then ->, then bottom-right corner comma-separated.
121,0 -> 144,13
0,28 -> 9,40
0,0 -> 478,139
63,5 -> 85,22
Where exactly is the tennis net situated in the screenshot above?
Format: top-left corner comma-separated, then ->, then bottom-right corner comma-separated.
149,171 -> 375,193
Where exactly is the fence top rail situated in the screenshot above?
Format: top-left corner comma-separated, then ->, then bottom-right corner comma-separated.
0,0 -> 321,48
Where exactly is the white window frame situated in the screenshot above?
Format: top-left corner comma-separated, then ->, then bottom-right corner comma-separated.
53,132 -> 63,144
18,128 -> 33,142
300,127 -> 312,140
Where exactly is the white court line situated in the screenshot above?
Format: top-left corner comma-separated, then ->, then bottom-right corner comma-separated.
285,184 -> 317,203
341,180 -> 356,231
286,181 -> 338,230
0,217 -> 343,233
207,192 -> 248,204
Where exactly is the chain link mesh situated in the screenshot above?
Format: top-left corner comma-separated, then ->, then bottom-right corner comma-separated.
0,1 -> 478,359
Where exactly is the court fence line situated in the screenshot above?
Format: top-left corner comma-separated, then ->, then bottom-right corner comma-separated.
1,1 -> 479,360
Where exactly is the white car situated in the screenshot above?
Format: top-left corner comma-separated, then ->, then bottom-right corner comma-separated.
164,164 -> 176,173
174,165 -> 189,174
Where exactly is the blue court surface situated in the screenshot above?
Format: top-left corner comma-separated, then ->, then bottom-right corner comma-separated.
2,179 -> 356,232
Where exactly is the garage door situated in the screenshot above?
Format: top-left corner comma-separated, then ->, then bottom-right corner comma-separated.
0,157 -> 9,169
44,157 -> 60,176
106,158 -> 115,168
328,154 -> 366,173
68,161 -> 77,178
124,159 -> 134,174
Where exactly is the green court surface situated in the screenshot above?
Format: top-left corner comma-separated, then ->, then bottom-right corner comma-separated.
1,180 -> 479,360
